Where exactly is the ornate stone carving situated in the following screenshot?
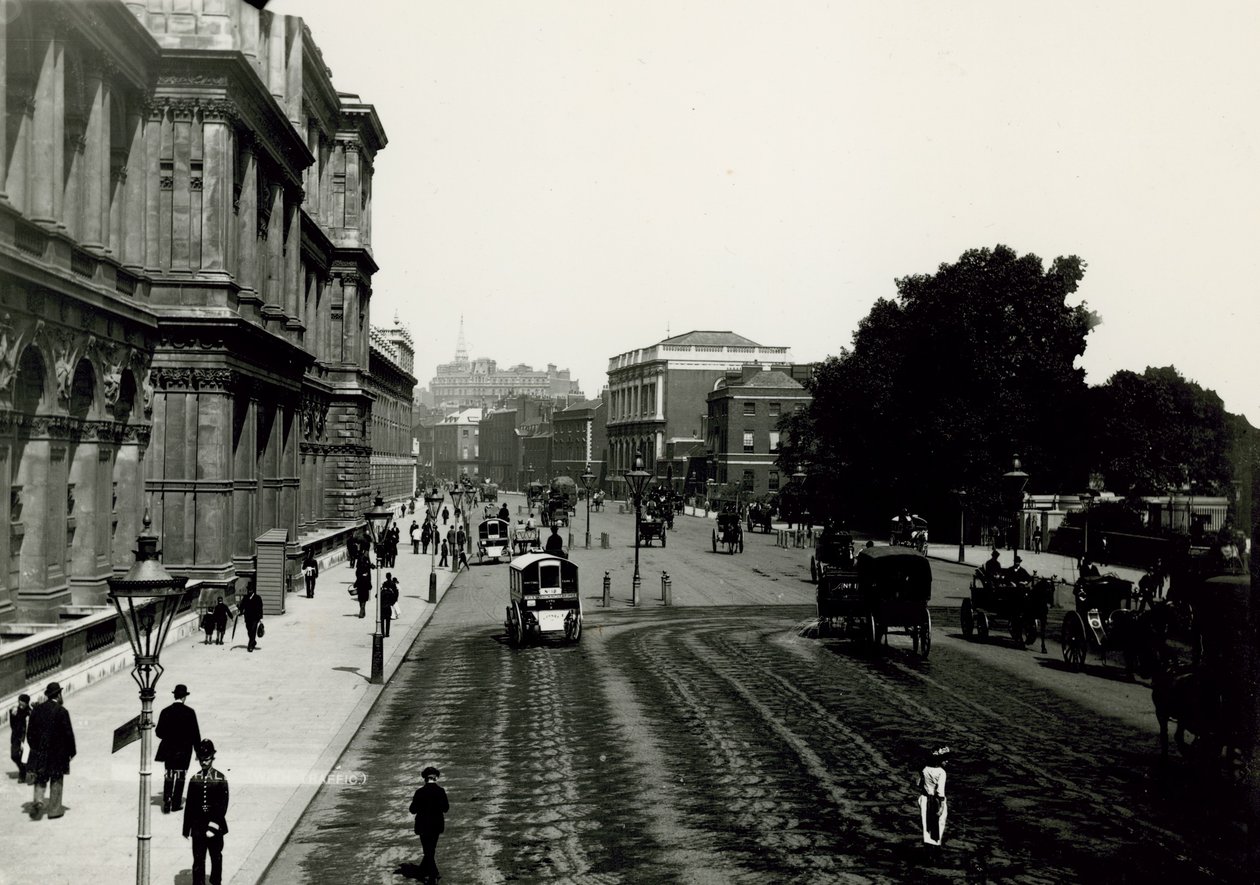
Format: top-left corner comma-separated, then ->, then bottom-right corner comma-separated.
190,177 -> 204,191
160,176 -> 174,190
50,329 -> 92,406
149,367 -> 237,392
142,369 -> 155,417
337,272 -> 361,289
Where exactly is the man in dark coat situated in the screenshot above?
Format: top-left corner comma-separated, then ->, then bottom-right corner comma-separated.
184,739 -> 229,885
380,573 -> 399,637
238,585 -> 264,652
409,766 -> 449,885
354,553 -> 373,618
156,684 -> 201,813
9,692 -> 30,782
27,681 -> 75,819
212,596 -> 231,645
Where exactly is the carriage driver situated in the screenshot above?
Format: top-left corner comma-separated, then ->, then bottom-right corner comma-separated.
1005,555 -> 1031,585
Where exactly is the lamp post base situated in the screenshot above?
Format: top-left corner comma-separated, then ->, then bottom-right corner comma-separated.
428,571 -> 437,604
370,633 -> 384,685
632,573 -> 641,606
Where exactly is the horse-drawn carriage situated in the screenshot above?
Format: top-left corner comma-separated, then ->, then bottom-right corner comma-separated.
1059,574 -> 1149,672
645,494 -> 674,530
476,518 -> 512,564
504,553 -> 582,646
711,508 -> 743,554
810,527 -> 854,583
638,506 -> 668,547
483,482 -> 499,503
964,566 -> 1054,651
526,481 -> 547,510
816,546 -> 933,656
746,500 -> 774,534
510,523 -> 542,557
890,512 -> 928,553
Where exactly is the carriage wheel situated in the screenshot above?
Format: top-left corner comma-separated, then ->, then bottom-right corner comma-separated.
569,615 -> 582,644
976,611 -> 990,640
810,557 -> 818,583
867,614 -> 879,648
917,610 -> 932,657
1061,612 -> 1087,671
712,530 -> 717,553
960,599 -> 974,638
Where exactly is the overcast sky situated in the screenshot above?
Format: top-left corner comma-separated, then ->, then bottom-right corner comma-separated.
272,0 -> 1260,424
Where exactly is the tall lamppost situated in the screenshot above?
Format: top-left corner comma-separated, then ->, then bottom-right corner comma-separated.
1002,455 -> 1030,557
425,490 -> 443,602
953,489 -> 967,563
624,452 -> 652,605
363,492 -> 394,685
581,465 -> 596,549
107,513 -> 189,885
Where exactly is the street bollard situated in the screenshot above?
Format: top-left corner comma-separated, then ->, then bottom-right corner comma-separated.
428,571 -> 437,604
601,532 -> 610,549
632,573 -> 641,607
663,571 -> 672,606
603,571 -> 611,607
660,570 -> 668,602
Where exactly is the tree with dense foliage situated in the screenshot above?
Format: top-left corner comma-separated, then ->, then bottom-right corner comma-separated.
1088,366 -> 1232,500
779,244 -> 1098,530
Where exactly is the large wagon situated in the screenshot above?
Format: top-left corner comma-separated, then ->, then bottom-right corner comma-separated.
510,524 -> 541,557
810,528 -> 854,583
963,568 -> 1053,651
712,509 -> 743,554
504,553 -> 582,647
816,546 -> 932,656
638,511 -> 667,547
476,518 -> 512,564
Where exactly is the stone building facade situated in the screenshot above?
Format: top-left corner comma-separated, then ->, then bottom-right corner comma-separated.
606,331 -> 792,496
552,398 -> 607,488
0,0 -> 387,622
433,408 -> 481,481
706,365 -> 810,499
431,318 -> 580,410
368,322 -> 417,502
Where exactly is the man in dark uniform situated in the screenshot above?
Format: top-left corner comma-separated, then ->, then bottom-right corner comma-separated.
238,585 -> 264,652
156,684 -> 201,813
9,692 -> 30,782
184,739 -> 229,885
544,524 -> 566,558
410,766 -> 449,885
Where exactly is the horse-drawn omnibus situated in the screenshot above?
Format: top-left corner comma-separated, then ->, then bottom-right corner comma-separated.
504,553 -> 582,646
817,546 -> 932,656
476,518 -> 512,564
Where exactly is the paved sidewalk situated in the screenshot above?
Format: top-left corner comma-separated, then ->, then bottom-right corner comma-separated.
0,499 -> 463,885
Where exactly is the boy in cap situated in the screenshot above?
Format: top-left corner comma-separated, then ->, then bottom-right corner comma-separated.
9,692 -> 30,782
184,739 -> 229,885
156,684 -> 201,813
26,681 -> 75,819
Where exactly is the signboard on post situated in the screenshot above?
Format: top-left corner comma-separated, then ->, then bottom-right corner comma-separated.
112,715 -> 141,753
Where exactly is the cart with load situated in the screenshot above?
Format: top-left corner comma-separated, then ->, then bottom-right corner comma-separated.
483,482 -> 499,503
816,546 -> 932,656
510,523 -> 541,557
746,500 -> 774,534
890,512 -> 928,553
711,507 -> 743,554
964,567 -> 1053,651
476,518 -> 512,564
504,553 -> 582,646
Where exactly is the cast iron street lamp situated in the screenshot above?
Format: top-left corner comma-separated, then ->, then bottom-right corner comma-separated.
581,465 -> 596,549
425,490 -> 443,602
953,489 -> 967,563
792,469 -> 806,529
363,493 -> 394,685
624,453 -> 652,605
1002,455 -> 1030,557
107,513 -> 189,885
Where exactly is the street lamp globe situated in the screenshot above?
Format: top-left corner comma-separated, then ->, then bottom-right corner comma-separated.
363,492 -> 394,548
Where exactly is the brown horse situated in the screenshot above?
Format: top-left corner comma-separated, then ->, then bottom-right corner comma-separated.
1152,660 -> 1223,760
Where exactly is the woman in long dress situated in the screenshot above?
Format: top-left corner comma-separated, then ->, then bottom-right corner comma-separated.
919,746 -> 949,846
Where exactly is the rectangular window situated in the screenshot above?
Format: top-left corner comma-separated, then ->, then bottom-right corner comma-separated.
769,402 -> 781,417
768,471 -> 780,490
462,429 -> 469,437
742,470 -> 755,491
743,431 -> 754,453
769,431 -> 780,451
743,401 -> 756,416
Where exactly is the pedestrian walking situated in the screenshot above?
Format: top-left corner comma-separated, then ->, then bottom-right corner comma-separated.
456,524 -> 467,554
438,539 -> 449,569
409,766 -> 449,885
200,607 -> 215,644
918,745 -> 949,846
238,584 -> 265,652
156,684 -> 201,814
26,681 -> 75,820
184,739 -> 229,885
1032,527 -> 1042,555
410,520 -> 420,554
389,525 -> 401,566
212,596 -> 231,645
421,521 -> 432,555
302,549 -> 319,597
456,545 -> 469,571
9,693 -> 30,783
354,553 -> 373,619
441,505 -> 449,526
446,525 -> 456,557
380,573 -> 399,637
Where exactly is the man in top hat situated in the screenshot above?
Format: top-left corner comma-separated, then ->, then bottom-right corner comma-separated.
410,766 -> 449,885
238,583 -> 265,652
1006,555 -> 1031,585
26,681 -> 75,820
184,739 -> 229,885
156,684 -> 201,813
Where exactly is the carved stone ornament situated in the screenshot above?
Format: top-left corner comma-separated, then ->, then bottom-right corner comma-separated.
142,369 -> 155,418
49,329 -> 91,406
150,367 -> 237,393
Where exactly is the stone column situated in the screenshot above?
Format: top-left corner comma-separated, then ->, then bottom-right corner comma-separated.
6,89 -> 33,213
231,392 -> 257,569
267,183 -> 283,310
14,438 -> 49,617
63,128 -> 84,241
111,436 -> 143,570
81,66 -> 106,251
285,189 -> 300,322
44,442 -> 69,598
121,106 -> 146,271
343,141 -> 360,229
236,138 -> 259,300
144,104 -> 162,272
0,10 -> 7,205
66,440 -> 100,604
200,106 -> 232,275
29,24 -> 64,227
340,274 -> 359,367
196,386 -> 233,570
267,11 -> 286,103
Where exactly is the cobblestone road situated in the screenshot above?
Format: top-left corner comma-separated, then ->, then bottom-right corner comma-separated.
263,499 -> 1248,884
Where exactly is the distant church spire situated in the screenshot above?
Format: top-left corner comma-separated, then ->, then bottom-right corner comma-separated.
455,315 -> 468,363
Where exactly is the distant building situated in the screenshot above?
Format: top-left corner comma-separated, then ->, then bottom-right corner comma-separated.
552,398 -> 607,488
430,317 -> 580,409
433,408 -> 482,480
478,395 -> 553,490
367,322 -> 418,501
606,331 -> 792,495
706,365 -> 811,499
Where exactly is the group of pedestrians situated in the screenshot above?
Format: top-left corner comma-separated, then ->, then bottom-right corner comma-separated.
9,681 -> 75,821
